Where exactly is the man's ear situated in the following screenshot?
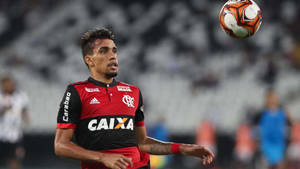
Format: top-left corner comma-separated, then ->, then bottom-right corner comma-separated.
85,55 -> 95,67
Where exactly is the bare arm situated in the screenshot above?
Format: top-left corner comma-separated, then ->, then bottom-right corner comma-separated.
136,126 -> 214,165
55,128 -> 101,161
22,108 -> 30,125
135,126 -> 172,154
54,128 -> 132,169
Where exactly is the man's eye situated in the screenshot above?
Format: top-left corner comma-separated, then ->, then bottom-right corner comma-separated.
99,47 -> 108,54
112,48 -> 117,53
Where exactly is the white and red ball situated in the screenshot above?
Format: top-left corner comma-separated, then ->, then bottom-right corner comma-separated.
219,0 -> 262,38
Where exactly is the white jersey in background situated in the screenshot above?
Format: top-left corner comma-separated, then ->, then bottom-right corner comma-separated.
0,91 -> 28,143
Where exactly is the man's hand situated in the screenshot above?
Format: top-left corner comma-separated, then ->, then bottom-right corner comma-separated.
0,105 -> 11,115
179,144 -> 214,165
100,153 -> 133,169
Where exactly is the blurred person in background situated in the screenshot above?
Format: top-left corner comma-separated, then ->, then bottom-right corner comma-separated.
0,75 -> 29,169
196,119 -> 216,156
253,89 -> 292,169
286,122 -> 300,169
196,119 -> 217,169
233,123 -> 255,169
54,28 -> 214,169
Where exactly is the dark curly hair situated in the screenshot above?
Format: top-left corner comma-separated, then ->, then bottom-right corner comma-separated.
80,28 -> 115,65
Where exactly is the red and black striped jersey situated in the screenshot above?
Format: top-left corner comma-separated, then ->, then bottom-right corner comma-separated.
57,77 -> 149,169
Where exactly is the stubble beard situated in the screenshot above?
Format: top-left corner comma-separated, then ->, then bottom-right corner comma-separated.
105,72 -> 118,79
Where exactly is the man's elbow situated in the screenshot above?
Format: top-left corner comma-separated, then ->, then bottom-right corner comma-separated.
54,142 -> 64,157
138,142 -> 150,153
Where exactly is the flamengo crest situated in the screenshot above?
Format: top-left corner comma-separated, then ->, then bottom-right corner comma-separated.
122,95 -> 134,107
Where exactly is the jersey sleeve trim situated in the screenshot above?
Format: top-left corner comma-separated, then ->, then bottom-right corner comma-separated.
57,123 -> 77,129
134,89 -> 145,123
135,121 -> 145,127
57,84 -> 82,126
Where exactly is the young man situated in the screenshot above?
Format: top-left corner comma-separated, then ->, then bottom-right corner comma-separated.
0,76 -> 29,169
54,28 -> 214,169
254,89 -> 292,169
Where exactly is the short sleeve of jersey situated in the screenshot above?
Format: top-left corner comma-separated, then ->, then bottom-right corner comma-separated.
135,90 -> 145,127
57,85 -> 81,129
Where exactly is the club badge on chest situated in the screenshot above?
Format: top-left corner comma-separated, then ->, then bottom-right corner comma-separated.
122,95 -> 134,108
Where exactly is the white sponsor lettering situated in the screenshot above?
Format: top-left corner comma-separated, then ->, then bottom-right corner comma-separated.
116,118 -> 126,129
126,119 -> 134,130
85,87 -> 100,92
117,86 -> 132,92
87,118 -> 134,131
63,92 -> 71,122
122,95 -> 134,107
97,118 -> 109,130
88,119 -> 98,131
109,118 -> 115,129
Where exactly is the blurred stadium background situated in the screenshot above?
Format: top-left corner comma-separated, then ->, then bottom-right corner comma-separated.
0,0 -> 300,168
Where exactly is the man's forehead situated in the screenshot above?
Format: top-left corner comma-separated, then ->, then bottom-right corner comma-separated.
94,39 -> 116,48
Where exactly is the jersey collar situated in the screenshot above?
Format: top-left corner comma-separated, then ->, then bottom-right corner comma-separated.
88,77 -> 117,87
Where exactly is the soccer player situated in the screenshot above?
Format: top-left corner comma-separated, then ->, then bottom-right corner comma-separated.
255,89 -> 292,169
0,76 -> 29,169
54,28 -> 214,169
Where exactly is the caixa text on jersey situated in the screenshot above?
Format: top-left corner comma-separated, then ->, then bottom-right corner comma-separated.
88,117 -> 134,131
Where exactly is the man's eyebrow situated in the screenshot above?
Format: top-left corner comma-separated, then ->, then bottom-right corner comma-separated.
99,46 -> 117,49
98,46 -> 117,51
98,46 -> 108,52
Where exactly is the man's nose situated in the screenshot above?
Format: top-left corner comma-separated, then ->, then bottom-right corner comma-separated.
109,51 -> 117,59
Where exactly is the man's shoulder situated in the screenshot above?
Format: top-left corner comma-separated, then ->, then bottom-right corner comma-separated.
70,80 -> 89,87
63,80 -> 90,92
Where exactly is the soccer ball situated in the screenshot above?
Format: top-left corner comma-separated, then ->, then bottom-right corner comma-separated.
219,0 -> 262,38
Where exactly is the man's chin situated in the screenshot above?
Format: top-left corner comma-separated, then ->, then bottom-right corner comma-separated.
105,72 -> 118,78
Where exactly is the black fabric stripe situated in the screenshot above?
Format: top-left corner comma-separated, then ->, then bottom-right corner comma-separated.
74,115 -> 138,150
57,85 -> 82,124
72,81 -> 89,86
88,77 -> 117,87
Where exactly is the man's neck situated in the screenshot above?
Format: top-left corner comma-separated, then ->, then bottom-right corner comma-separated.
267,105 -> 278,111
90,73 -> 113,84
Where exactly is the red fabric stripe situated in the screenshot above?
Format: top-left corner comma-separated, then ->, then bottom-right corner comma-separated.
80,147 -> 149,169
80,112 -> 135,120
134,152 -> 150,169
57,123 -> 77,129
171,143 -> 182,154
135,121 -> 145,127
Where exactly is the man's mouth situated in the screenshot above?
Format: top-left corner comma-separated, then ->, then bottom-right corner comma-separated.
108,62 -> 118,69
